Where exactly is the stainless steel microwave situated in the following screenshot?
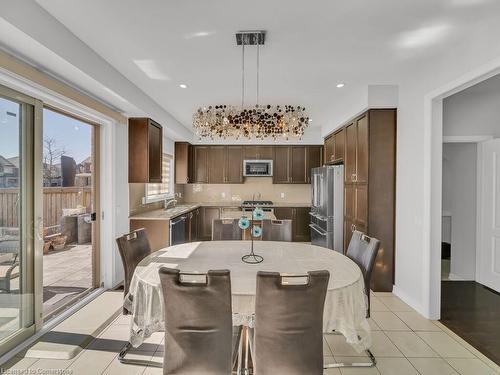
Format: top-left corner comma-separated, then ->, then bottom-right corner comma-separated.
243,160 -> 273,177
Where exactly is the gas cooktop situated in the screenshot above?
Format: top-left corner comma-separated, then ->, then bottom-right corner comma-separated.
241,200 -> 274,206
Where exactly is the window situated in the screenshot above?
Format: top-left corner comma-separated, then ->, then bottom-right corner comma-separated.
144,153 -> 173,203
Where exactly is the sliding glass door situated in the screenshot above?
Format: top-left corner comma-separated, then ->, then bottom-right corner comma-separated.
0,85 -> 42,352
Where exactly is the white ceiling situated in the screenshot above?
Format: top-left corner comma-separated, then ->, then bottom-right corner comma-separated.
28,0 -> 500,134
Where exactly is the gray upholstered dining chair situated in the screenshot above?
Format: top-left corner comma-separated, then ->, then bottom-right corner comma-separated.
115,229 -> 161,367
212,219 -> 242,241
346,230 -> 381,318
116,228 -> 152,312
252,270 -> 329,375
261,219 -> 292,242
159,268 -> 234,375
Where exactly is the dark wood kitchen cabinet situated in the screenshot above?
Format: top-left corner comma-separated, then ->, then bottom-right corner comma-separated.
345,115 -> 369,184
199,206 -> 220,241
175,142 -> 192,184
244,146 -> 273,160
208,146 -> 243,184
307,145 -> 323,183
273,146 -> 323,184
272,146 -> 291,183
193,146 -> 209,183
225,146 -> 244,183
208,146 -> 226,183
185,207 -> 200,242
330,109 -> 396,292
274,206 -> 311,242
128,118 -> 163,183
290,146 -> 307,183
324,134 -> 335,164
333,128 -> 345,162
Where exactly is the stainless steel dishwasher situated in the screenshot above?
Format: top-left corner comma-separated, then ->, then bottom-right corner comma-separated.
170,215 -> 186,245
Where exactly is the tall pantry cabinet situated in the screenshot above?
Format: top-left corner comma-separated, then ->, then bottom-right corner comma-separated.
331,109 -> 396,292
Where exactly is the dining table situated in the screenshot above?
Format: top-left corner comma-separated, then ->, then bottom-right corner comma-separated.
124,240 -> 372,354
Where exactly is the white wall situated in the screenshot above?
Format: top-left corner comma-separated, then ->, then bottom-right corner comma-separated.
442,143 -> 477,280
394,43 -> 500,318
443,73 -> 500,138
321,85 -> 398,137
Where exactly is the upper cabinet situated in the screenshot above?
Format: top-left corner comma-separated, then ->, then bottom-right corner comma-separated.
244,146 -> 273,160
128,118 -> 163,183
345,114 -> 369,183
193,145 -> 209,183
324,128 -> 345,164
324,134 -> 335,164
175,143 -> 322,184
225,146 -> 244,183
273,145 -> 323,184
174,142 -> 191,184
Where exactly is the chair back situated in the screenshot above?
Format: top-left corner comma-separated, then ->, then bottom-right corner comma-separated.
262,219 -> 292,242
254,270 -> 329,375
212,219 -> 242,240
115,229 -> 152,298
346,230 -> 381,317
159,268 -> 233,375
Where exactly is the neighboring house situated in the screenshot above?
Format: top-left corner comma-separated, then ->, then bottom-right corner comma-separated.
75,156 -> 92,187
0,155 -> 19,188
42,162 -> 62,187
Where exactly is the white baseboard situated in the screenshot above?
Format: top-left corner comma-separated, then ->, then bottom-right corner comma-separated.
392,285 -> 428,318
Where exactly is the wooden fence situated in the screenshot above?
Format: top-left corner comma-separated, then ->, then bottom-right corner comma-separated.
0,187 -> 92,228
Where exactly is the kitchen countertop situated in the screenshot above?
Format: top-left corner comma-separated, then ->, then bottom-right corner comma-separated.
129,202 -> 310,221
129,204 -> 200,221
219,211 -> 276,220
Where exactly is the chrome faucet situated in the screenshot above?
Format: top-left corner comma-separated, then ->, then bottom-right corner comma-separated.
164,199 -> 177,210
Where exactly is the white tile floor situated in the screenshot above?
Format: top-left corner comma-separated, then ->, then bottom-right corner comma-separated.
1,292 -> 499,375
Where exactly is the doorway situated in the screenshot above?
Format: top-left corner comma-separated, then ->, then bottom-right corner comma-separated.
438,74 -> 500,365
0,86 -> 39,353
41,108 -> 100,319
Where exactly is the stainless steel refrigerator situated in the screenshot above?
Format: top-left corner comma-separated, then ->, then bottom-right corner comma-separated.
310,165 -> 344,252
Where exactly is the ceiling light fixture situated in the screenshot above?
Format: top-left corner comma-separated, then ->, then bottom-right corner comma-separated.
336,83 -> 345,88
179,84 -> 188,89
193,31 -> 309,140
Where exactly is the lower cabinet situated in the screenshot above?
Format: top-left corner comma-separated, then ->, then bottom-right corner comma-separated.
130,219 -> 169,251
185,208 -> 200,242
274,206 -> 311,242
199,206 -> 221,241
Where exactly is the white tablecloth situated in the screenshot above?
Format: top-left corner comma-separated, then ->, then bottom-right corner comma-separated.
125,241 -> 371,352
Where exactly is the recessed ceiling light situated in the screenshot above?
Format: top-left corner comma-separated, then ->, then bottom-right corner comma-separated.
179,84 -> 188,89
336,83 -> 345,88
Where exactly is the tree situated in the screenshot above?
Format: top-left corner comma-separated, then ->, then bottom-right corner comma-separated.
43,138 -> 65,186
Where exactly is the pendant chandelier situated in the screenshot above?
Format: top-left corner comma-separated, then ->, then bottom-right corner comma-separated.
193,31 -> 309,141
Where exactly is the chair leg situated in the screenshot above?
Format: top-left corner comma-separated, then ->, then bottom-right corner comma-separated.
232,326 -> 243,369
324,349 -> 376,368
118,342 -> 163,368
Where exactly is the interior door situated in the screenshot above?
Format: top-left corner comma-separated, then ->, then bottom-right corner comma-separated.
478,139 -> 500,292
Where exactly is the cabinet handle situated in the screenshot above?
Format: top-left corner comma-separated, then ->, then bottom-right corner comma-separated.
351,173 -> 357,182
351,224 -> 356,232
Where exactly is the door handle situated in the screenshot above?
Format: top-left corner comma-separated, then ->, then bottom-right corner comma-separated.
36,217 -> 43,241
309,223 -> 327,236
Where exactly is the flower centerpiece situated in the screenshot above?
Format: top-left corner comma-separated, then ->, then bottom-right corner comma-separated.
239,194 -> 264,264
